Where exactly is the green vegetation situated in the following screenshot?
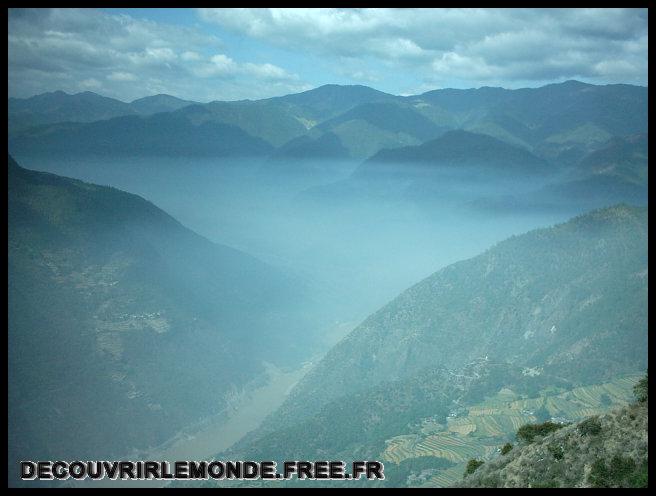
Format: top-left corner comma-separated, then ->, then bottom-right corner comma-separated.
516,421 -> 566,444
219,372 -> 640,488
633,370 -> 648,403
456,371 -> 648,488
8,90 -> 197,134
464,459 -> 485,477
578,416 -> 602,436
547,442 -> 564,460
589,456 -> 648,488
500,443 -> 513,455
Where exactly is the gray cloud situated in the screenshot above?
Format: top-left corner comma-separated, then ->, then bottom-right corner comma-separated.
199,8 -> 648,89
7,8 -> 648,102
8,8 -> 309,102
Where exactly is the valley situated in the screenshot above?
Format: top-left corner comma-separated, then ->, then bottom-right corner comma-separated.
8,48 -> 648,488
78,361 -> 314,488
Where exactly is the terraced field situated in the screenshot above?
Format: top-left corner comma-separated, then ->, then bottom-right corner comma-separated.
381,374 -> 641,487
420,462 -> 468,488
383,432 -> 491,464
507,375 -> 639,420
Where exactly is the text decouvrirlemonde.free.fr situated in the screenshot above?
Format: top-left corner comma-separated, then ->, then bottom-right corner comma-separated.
21,460 -> 385,481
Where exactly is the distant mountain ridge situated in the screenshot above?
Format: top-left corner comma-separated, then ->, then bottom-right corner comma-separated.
9,112 -> 273,158
129,93 -> 198,114
8,90 -> 199,133
9,81 -> 647,165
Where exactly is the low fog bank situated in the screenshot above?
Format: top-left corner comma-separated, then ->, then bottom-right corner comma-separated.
11,152 -> 635,487
11,154 -> 576,333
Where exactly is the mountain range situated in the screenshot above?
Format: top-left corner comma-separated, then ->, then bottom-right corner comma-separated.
8,90 -> 198,134
7,79 -> 648,489
9,81 -> 647,163
9,81 -> 647,215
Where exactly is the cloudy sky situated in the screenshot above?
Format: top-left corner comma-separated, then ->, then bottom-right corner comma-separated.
8,8 -> 648,102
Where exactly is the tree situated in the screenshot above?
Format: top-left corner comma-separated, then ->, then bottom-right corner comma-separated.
516,421 -> 565,443
464,459 -> 484,477
578,416 -> 602,436
633,370 -> 648,403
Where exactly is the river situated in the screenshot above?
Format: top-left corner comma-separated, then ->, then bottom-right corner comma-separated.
76,360 -> 313,488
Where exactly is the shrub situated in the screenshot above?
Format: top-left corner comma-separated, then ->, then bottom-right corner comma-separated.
589,455 -> 647,488
628,461 -> 648,488
500,443 -> 513,455
578,416 -> 602,436
633,371 -> 648,403
464,459 -> 485,477
481,473 -> 501,487
516,421 -> 565,443
547,443 -> 565,460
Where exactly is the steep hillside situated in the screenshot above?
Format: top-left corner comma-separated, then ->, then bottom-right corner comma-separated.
456,376 -> 648,488
212,368 -> 642,488
223,361 -> 572,467
238,205 -> 647,445
205,205 -> 647,489
8,156 -> 316,478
